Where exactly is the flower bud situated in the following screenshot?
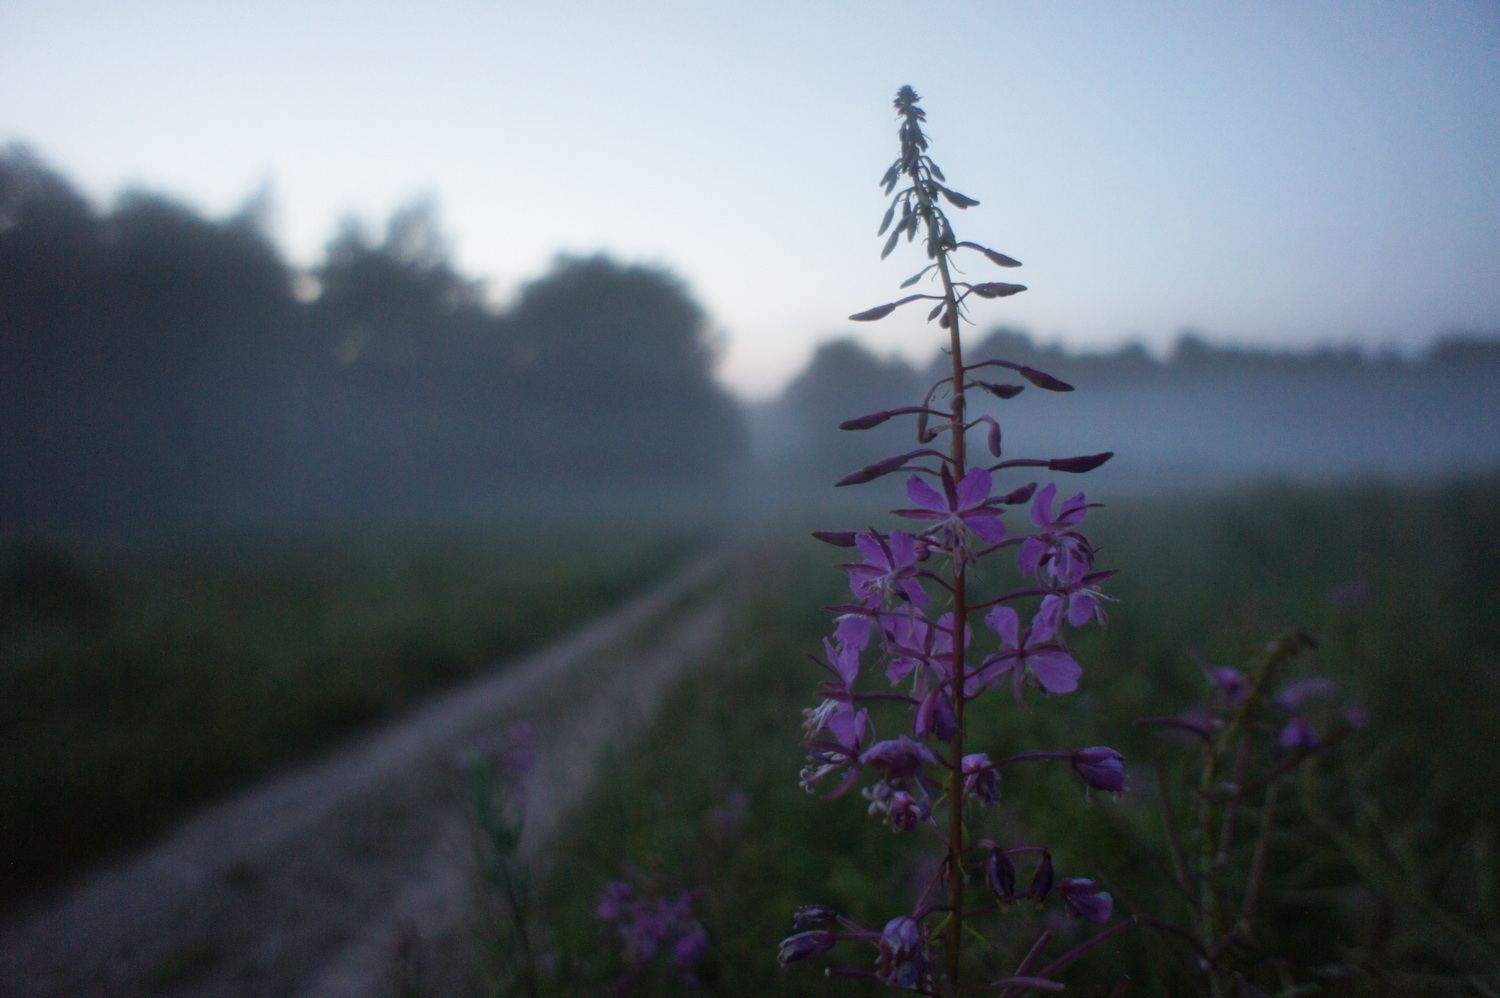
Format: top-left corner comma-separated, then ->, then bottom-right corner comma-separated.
986,848 -> 1017,899
777,930 -> 836,965
840,411 -> 893,431
974,379 -> 1025,400
1071,746 -> 1128,793
849,302 -> 898,321
1017,365 -> 1073,391
811,530 -> 859,547
1048,451 -> 1114,473
1029,851 -> 1055,899
1059,877 -> 1113,923
790,904 -> 837,931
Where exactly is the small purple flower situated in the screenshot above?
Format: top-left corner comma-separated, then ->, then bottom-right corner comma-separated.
885,790 -> 925,831
896,465 -> 1007,564
1058,877 -> 1114,923
860,736 -> 939,781
914,686 -> 958,741
1017,484 -> 1092,584
882,610 -> 955,688
845,530 -> 928,609
672,926 -> 710,968
1277,716 -> 1320,754
778,930 -> 837,965
973,605 -> 1083,701
962,753 -> 1000,804
1034,585 -> 1110,638
597,880 -> 634,921
1274,676 -> 1339,712
1071,746 -> 1128,793
877,915 -> 930,990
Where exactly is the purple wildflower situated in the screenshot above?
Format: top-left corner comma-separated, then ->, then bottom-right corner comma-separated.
972,605 -> 1083,701
885,790 -> 925,831
877,915 -> 930,990
1274,676 -> 1339,712
962,752 -> 1000,804
1277,716 -> 1320,754
1017,484 -> 1092,584
1034,585 -> 1111,638
1058,877 -> 1114,923
914,685 -> 958,741
881,610 -> 956,688
860,735 -> 939,782
598,880 -> 634,921
845,530 -> 928,609
895,465 -> 1007,564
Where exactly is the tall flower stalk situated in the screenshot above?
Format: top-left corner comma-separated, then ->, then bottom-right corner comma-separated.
780,86 -> 1131,993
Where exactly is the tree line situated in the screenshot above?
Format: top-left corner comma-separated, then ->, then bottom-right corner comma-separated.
0,146 -> 746,531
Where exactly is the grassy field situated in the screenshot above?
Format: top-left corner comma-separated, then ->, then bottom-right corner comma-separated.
531,474 -> 1500,995
0,524 -> 698,901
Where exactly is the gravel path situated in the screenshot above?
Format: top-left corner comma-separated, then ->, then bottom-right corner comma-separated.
0,553 -> 730,998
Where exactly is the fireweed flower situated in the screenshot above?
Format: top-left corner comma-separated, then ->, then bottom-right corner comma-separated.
877,915 -> 931,990
895,466 -> 1007,566
860,736 -> 940,795
1017,483 -> 1092,584
973,605 -> 1083,701
881,610 -> 954,688
963,753 -> 1000,803
1035,583 -> 1113,636
846,530 -> 929,609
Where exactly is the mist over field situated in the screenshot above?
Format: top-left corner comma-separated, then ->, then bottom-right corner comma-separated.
3,147 -> 1497,539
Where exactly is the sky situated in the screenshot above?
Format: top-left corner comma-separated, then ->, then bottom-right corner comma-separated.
2,1 -> 1497,398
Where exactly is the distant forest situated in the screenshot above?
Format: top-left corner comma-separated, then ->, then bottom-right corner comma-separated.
0,147 -> 745,531
764,328 -> 1500,495
3,145 -> 1497,532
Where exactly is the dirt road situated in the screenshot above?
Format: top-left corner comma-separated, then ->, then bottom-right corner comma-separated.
0,553 -> 730,997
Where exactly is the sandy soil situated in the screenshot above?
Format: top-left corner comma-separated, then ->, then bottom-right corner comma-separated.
0,553 -> 729,998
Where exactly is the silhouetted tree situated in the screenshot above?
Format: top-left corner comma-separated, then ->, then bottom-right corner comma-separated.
507,254 -> 745,479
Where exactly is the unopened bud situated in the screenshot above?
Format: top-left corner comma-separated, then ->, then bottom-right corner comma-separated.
849,302 -> 897,322
986,848 -> 1017,899
791,904 -> 838,930
1048,452 -> 1113,473
1018,366 -> 1074,391
1029,851 -> 1055,899
778,930 -> 837,965
1071,746 -> 1128,793
839,411 -> 893,430
811,530 -> 859,547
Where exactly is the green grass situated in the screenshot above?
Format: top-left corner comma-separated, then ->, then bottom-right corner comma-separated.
532,474 -> 1500,995
0,524 -> 697,901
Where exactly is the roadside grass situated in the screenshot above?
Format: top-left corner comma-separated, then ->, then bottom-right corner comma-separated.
535,474 -> 1500,994
0,524 -> 698,901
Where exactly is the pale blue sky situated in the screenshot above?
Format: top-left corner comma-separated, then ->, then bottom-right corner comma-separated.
3,1 -> 1497,397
